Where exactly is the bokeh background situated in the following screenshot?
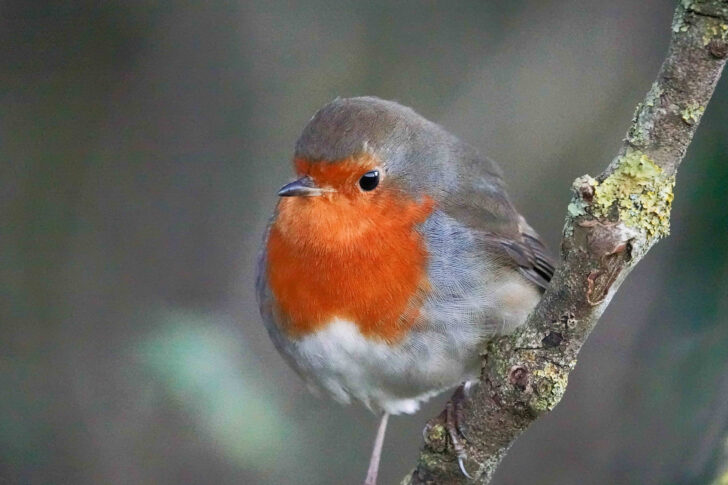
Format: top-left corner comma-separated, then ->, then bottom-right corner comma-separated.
2,1 -> 728,484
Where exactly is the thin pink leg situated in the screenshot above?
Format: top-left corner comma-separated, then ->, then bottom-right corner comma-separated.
364,412 -> 389,485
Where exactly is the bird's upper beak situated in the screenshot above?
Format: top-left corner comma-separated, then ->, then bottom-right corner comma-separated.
277,176 -> 330,197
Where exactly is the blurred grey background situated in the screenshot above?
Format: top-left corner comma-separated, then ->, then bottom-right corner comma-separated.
2,1 -> 728,484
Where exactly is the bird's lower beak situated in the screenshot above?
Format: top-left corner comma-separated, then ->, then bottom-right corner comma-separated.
277,176 -> 329,197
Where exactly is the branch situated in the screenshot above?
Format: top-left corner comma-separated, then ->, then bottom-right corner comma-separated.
404,2 -> 728,483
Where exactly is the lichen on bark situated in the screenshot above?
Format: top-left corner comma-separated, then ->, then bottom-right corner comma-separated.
405,1 -> 728,484
591,149 -> 675,240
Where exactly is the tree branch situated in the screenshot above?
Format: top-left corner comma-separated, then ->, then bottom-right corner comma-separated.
404,2 -> 728,483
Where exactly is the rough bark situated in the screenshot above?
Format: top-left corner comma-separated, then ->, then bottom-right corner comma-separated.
404,2 -> 728,483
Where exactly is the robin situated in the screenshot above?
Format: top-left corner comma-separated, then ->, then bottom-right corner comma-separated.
256,97 -> 553,484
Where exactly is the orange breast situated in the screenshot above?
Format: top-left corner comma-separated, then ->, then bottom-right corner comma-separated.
266,166 -> 434,343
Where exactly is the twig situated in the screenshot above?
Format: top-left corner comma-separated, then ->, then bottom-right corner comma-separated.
404,1 -> 728,483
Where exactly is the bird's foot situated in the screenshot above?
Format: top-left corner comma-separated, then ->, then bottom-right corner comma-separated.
421,382 -> 476,479
446,383 -> 473,480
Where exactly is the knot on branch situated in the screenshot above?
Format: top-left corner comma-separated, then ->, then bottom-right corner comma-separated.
484,320 -> 578,419
708,38 -> 728,58
493,358 -> 570,417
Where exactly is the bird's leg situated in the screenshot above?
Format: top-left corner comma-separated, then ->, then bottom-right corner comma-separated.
445,383 -> 473,479
364,412 -> 389,485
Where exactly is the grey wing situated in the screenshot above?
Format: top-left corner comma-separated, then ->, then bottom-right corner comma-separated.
442,149 -> 555,291
499,217 -> 555,290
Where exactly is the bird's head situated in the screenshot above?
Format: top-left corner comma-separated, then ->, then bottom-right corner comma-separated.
272,97 -> 445,249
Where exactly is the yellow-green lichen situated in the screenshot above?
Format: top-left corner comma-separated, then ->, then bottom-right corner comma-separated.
486,336 -> 517,377
427,423 -> 446,441
529,363 -> 568,414
702,23 -> 728,46
682,102 -> 706,125
418,449 -> 452,475
591,149 -> 675,240
424,423 -> 447,453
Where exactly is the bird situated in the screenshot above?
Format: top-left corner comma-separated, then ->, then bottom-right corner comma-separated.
256,96 -> 554,484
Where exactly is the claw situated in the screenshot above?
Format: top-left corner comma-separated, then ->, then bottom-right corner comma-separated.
458,455 -> 473,480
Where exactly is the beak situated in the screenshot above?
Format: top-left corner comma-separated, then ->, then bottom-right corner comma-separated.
277,176 -> 329,197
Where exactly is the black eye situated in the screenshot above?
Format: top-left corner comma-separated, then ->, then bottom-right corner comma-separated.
358,170 -> 380,191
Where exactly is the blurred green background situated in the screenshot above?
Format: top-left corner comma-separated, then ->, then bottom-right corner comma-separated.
2,1 -> 727,484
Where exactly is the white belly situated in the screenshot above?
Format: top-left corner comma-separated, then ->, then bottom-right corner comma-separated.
292,318 -> 480,415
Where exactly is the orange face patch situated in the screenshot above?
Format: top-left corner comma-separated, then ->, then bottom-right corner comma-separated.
266,154 -> 434,342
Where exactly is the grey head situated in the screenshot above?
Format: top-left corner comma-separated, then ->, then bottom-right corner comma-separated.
294,96 -> 505,200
